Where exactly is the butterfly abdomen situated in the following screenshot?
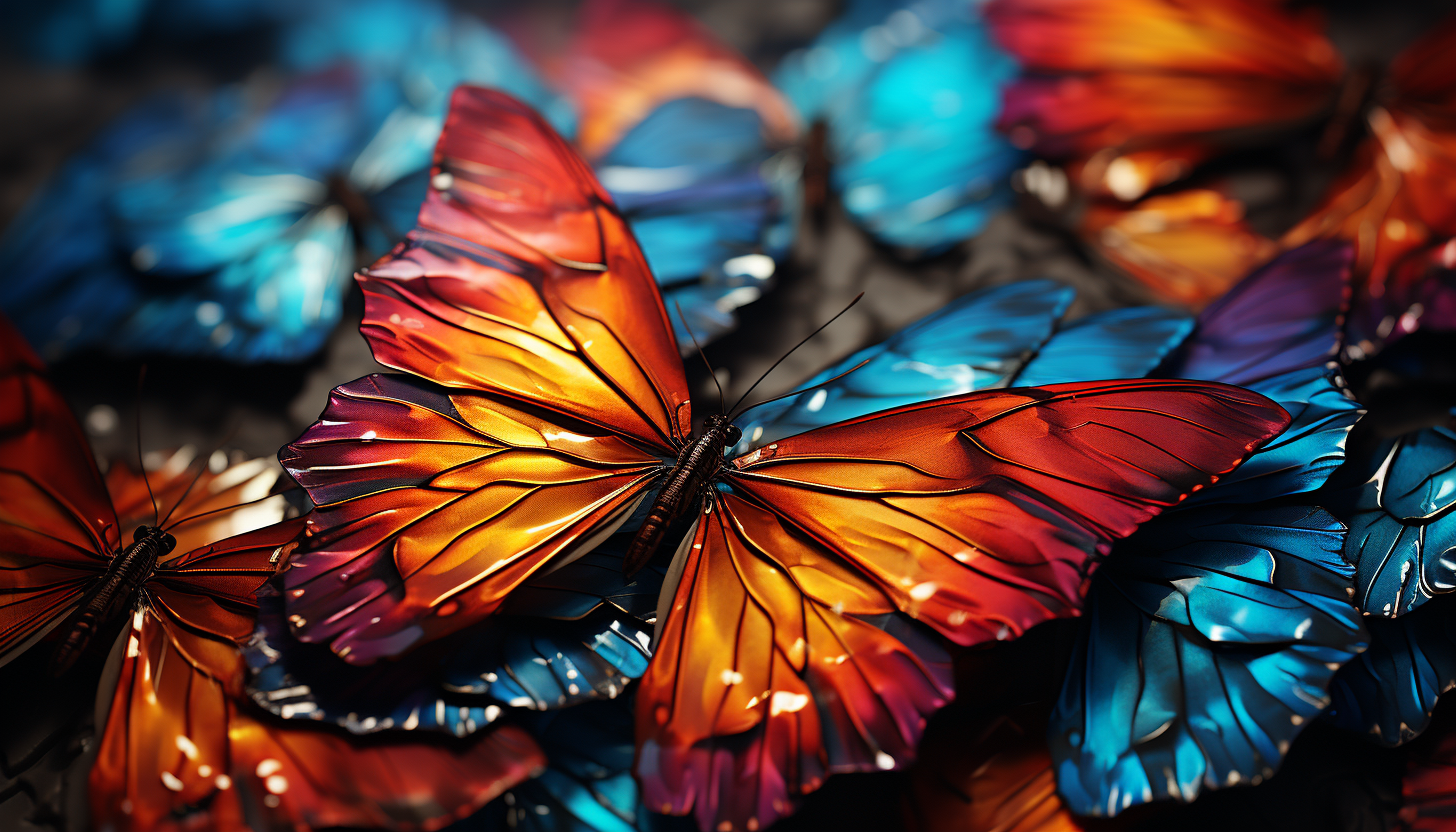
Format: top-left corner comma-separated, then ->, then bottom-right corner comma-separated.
623,417 -> 740,576
50,526 -> 174,676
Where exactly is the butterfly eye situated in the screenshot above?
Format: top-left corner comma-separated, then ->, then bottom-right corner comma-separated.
133,526 -> 153,543
723,424 -> 742,446
159,533 -> 177,555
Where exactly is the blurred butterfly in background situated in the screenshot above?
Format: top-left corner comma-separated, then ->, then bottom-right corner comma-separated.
275,86 -> 1290,831
0,0 -> 571,364
513,0 -> 802,348
985,0 -> 1343,305
775,0 -> 1026,254
2,0 -> 285,64
0,315 -> 546,831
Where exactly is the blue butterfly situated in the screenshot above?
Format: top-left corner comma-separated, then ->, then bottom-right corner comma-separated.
1,0 -> 572,363
774,0 -> 1025,253
1048,241 -> 1367,816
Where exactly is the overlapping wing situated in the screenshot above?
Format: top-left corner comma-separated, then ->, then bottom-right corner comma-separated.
638,380 -> 1289,829
0,317 -> 114,662
90,603 -> 544,832
281,373 -> 664,663
359,86 -> 691,453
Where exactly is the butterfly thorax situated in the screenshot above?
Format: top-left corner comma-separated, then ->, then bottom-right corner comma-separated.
50,525 -> 175,676
623,415 -> 742,577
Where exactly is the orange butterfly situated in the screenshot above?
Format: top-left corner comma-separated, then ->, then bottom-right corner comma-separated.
278,87 -> 1291,830
0,321 -> 544,831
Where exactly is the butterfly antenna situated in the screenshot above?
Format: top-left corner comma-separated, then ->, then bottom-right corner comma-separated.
731,358 -> 873,420
158,425 -> 241,531
164,483 -> 301,531
673,299 -> 725,414
134,366 -> 159,528
727,293 -> 864,419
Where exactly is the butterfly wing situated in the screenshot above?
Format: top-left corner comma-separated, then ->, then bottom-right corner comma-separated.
638,380 -> 1290,829
1050,504 -> 1364,816
0,318 -> 114,662
1328,594 -> 1456,746
90,602 -> 544,832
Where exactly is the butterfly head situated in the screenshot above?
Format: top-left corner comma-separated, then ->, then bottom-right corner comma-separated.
132,524 -> 177,555
704,414 -> 742,448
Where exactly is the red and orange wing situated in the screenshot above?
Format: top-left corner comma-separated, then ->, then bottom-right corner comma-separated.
285,87 -> 690,663
637,380 -> 1290,830
1285,18 -> 1456,294
360,85 -> 690,453
529,0 -> 797,158
280,374 -> 664,663
0,317 -> 113,662
90,602 -> 544,832
987,0 -> 1341,166
1082,189 -> 1278,307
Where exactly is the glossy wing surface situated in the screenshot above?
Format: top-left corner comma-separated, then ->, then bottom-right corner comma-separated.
1328,594 -> 1456,746
0,318 -> 114,661
639,380 -> 1287,829
732,279 -> 1076,454
360,86 -> 691,451
1051,505 -> 1364,816
1012,305 -> 1192,388
637,490 -> 955,831
90,604 -> 545,832
987,0 -> 1341,160
281,373 -> 663,663
728,380 -> 1291,647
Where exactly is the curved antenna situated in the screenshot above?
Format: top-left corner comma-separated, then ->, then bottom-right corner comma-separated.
134,366 -> 159,528
157,426 -> 241,529
673,299 -> 725,415
731,358 -> 872,420
727,293 -> 864,419
163,484 -> 301,533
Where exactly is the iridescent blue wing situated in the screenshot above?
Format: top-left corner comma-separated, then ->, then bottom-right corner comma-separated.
248,543 -> 659,733
731,279 -> 1073,453
1327,594 -> 1456,746
1051,505 -> 1366,817
1163,240 -> 1352,387
776,1 -> 1024,252
596,97 -> 798,348
1335,423 -> 1456,617
1013,305 -> 1192,387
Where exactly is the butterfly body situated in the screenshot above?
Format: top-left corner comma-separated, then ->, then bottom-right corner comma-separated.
624,414 -> 741,577
51,524 -> 176,676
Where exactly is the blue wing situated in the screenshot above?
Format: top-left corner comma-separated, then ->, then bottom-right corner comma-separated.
247,544 -> 660,735
595,97 -> 799,349
1327,594 -> 1456,746
775,0 -> 1024,252
1051,505 -> 1366,816
1329,423 -> 1456,618
1014,305 -> 1192,387
731,279 -> 1073,453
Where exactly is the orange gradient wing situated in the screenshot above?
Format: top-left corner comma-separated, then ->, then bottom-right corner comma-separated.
280,374 -> 664,663
533,0 -> 797,158
0,317 -> 113,662
360,85 -> 691,453
987,0 -> 1341,165
637,380 -> 1291,830
1285,18 -> 1456,294
90,602 -> 544,832
1082,189 -> 1278,306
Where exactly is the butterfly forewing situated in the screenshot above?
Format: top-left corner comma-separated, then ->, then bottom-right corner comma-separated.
359,87 -> 691,453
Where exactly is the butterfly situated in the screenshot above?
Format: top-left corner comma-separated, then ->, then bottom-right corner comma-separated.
774,0 -> 1026,253
0,316 -> 546,831
985,0 -> 1342,305
0,0 -> 572,364
1047,241 -> 1368,816
274,85 -> 1292,831
513,0 -> 801,347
